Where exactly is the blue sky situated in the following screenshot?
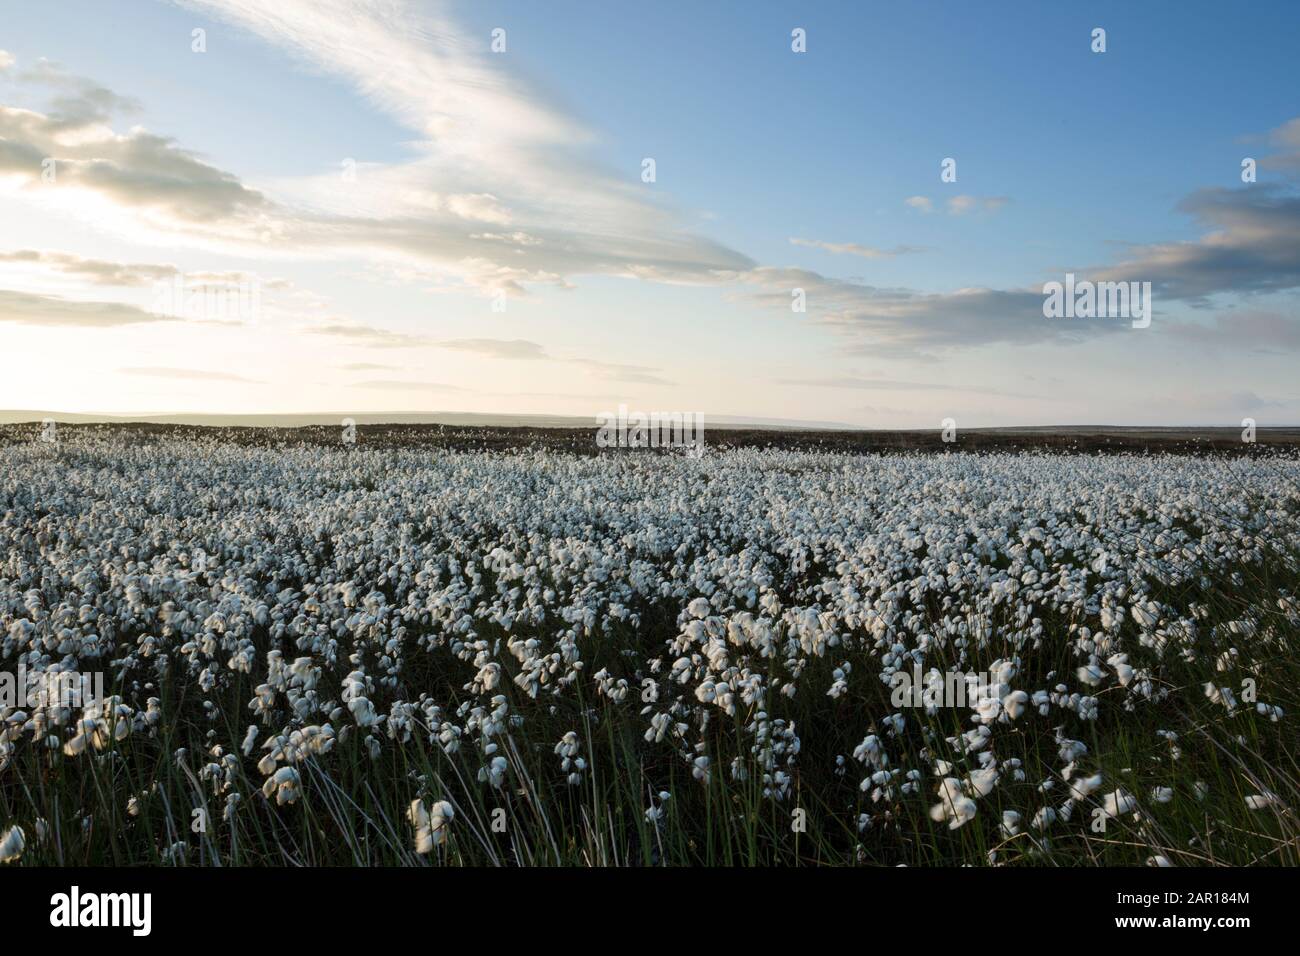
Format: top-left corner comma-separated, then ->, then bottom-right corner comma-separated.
2,0 -> 1298,425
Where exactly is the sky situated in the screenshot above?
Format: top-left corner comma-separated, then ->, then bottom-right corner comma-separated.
1,0 -> 1299,427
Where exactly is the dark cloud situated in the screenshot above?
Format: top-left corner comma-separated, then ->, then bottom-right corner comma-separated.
742,267 -> 1125,357
1095,185 -> 1300,302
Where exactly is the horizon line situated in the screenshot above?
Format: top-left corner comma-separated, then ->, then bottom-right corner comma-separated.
2,410 -> 1298,433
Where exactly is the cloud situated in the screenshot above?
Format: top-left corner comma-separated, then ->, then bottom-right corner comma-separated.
7,6 -> 1298,372
779,375 -> 1033,398
0,50 -> 14,72
789,238 -> 923,259
749,120 -> 1300,357
493,390 -> 623,402
0,46 -> 750,297
0,289 -> 169,327
1146,388 -> 1300,415
111,0 -> 755,293
438,338 -> 548,360
351,379 -> 470,392
17,58 -> 143,127
1260,117 -> 1300,173
0,97 -> 266,222
1090,184 -> 1300,302
946,195 -> 1009,215
435,337 -> 673,383
120,366 -> 264,383
303,322 -> 431,348
904,195 -> 1008,216
567,358 -> 674,386
739,266 -> 1121,357
339,362 -> 399,371
0,249 -> 177,286
1165,309 -> 1300,353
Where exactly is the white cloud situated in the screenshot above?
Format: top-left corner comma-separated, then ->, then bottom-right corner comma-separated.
0,250 -> 177,285
0,289 -> 169,327
789,238 -> 922,259
438,338 -> 547,360
435,338 -> 673,383
351,379 -> 470,392
302,323 -> 431,349
121,366 -> 265,383
158,0 -> 755,293
946,194 -> 1009,215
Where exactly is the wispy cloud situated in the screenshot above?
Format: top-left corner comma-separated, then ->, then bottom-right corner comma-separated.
303,323 -> 431,348
438,338 -> 548,360
120,366 -> 265,383
1165,309 -> 1300,353
0,289 -> 168,327
436,337 -> 673,383
0,38 -> 743,303
351,379 -> 470,392
779,375 -> 1033,398
789,238 -> 923,259
739,267 -> 1115,357
946,195 -> 1009,215
0,250 -> 176,286
903,195 -> 1008,216
567,358 -> 674,386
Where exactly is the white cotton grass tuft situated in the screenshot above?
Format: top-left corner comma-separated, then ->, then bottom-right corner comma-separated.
692,755 -> 711,785
1000,810 -> 1021,837
478,755 -> 508,789
1101,790 -> 1137,818
1067,773 -> 1103,801
554,731 -> 586,785
1245,792 -> 1281,810
408,799 -> 454,853
0,435 -> 1297,866
0,825 -> 25,863
929,778 -> 976,830
261,766 -> 302,805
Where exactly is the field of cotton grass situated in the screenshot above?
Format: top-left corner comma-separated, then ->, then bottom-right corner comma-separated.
1,427 -> 1298,867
